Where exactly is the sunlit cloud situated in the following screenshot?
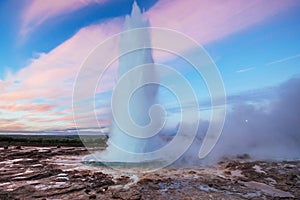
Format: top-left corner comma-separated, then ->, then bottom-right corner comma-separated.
20,0 -> 108,39
147,0 -> 297,45
0,103 -> 54,113
1,18 -> 122,131
0,122 -> 29,131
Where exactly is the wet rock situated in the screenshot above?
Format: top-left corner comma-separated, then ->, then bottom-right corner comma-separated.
55,176 -> 69,182
85,188 -> 91,194
112,189 -> 141,200
96,185 -> 108,193
225,161 -> 238,169
38,149 -> 52,153
188,170 -> 196,174
224,170 -> 231,175
33,185 -> 86,198
10,185 -> 36,199
0,191 -> 14,200
115,176 -> 131,185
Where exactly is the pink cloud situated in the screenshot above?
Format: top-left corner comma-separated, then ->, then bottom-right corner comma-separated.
1,18 -> 121,130
0,103 -> 54,113
12,18 -> 122,98
20,0 -> 108,38
147,0 -> 297,45
0,122 -> 29,131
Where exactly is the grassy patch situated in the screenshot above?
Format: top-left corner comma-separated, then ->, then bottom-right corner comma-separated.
0,135 -> 108,147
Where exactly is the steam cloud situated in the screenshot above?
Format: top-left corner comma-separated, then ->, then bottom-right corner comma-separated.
176,77 -> 300,165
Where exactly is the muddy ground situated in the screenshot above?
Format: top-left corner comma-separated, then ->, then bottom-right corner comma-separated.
0,146 -> 299,199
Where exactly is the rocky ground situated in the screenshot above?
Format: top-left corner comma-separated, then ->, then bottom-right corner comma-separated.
0,146 -> 299,199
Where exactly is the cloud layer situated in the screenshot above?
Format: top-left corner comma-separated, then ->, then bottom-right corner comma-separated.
20,0 -> 107,38
1,18 -> 121,131
1,0 -> 298,131
147,0 -> 297,44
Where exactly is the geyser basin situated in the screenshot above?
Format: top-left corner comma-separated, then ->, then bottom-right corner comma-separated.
82,153 -> 167,168
82,159 -> 167,168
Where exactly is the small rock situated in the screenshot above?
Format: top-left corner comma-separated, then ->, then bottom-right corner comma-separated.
97,186 -> 108,193
224,170 -> 231,175
55,176 -> 69,181
3,146 -> 9,150
57,173 -> 68,177
89,194 -> 96,199
85,188 -> 91,194
15,146 -> 22,150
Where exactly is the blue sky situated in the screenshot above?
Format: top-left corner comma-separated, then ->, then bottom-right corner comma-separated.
0,0 -> 300,131
0,0 -> 158,77
207,7 -> 300,93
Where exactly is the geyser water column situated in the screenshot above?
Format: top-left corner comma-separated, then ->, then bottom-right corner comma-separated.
73,2 -> 226,171
102,2 -> 162,160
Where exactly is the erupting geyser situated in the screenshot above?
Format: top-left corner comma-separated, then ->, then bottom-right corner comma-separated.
83,2 -> 164,167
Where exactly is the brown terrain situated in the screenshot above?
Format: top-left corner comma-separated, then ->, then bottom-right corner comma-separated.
0,146 -> 299,200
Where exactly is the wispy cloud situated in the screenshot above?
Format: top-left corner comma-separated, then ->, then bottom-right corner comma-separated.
266,53 -> 300,66
147,0 -> 297,45
236,67 -> 256,73
145,0 -> 298,63
20,0 -> 108,39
